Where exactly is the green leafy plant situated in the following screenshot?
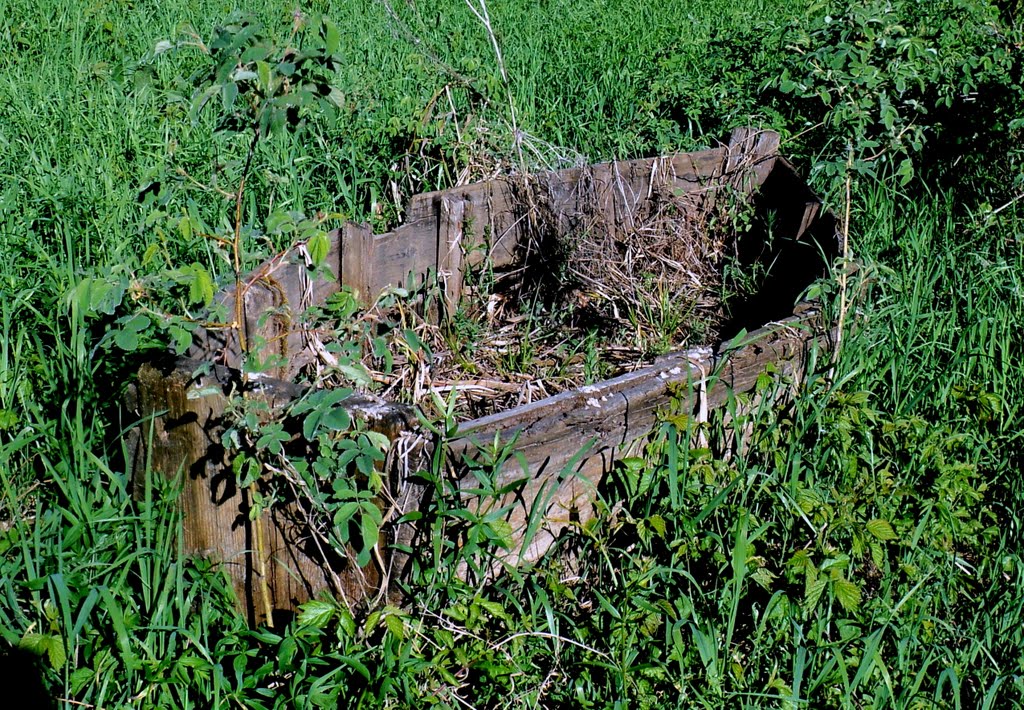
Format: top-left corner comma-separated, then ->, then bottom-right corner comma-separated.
777,0 -> 1018,183
2,0 -> 1024,707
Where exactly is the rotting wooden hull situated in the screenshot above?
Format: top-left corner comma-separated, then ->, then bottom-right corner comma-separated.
127,128 -> 838,624
441,306 -> 831,569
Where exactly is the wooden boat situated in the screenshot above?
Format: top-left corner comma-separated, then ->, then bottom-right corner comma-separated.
128,128 -> 837,624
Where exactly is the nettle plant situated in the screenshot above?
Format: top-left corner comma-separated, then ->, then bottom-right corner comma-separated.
171,15 -> 403,573
79,12 -> 347,358
73,15 -> 411,577
778,0 -> 1016,183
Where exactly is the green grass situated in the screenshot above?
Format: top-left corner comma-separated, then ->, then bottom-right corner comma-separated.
1,0 -> 1022,706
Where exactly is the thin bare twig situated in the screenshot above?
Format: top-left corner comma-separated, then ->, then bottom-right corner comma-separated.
987,190 -> 1024,218
833,148 -> 854,367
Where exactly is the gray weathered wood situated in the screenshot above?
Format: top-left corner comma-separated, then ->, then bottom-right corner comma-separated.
128,358 -> 415,624
439,196 -> 466,314
184,130 -> 784,376
445,311 -> 830,567
131,127 -> 837,619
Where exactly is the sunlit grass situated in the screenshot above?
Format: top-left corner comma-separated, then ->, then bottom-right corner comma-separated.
0,0 -> 1021,706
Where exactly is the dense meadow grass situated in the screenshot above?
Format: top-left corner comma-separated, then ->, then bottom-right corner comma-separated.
0,0 -> 1022,707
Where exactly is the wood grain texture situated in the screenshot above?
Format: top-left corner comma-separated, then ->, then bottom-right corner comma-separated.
184,129 -> 786,379
131,128 -> 837,616
445,311 -> 832,567
129,358 -> 415,623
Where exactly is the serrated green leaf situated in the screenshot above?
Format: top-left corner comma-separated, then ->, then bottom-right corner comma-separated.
169,325 -> 193,354
333,502 -> 360,528
337,363 -> 372,388
750,567 -> 777,591
362,610 -> 382,631
384,614 -> 404,640
256,425 -> 288,455
47,635 -> 66,669
18,633 -> 48,655
178,215 -> 192,240
870,539 -> 885,569
238,458 -> 260,488
897,157 -> 914,186
486,519 -> 514,548
0,409 -> 20,432
69,667 -> 94,695
337,608 -> 356,637
257,60 -> 272,91
795,489 -> 818,514
297,600 -> 336,629
620,456 -> 645,473
833,578 -> 861,612
361,510 -> 380,551
307,231 -> 330,267
362,430 -> 390,452
805,578 -> 828,610
444,604 -> 468,622
866,518 -> 897,541
142,243 -> 160,266
19,633 -> 65,669
355,451 -> 374,476
237,42 -> 267,62
277,636 -> 296,670
788,549 -> 812,571
476,599 -> 507,621
361,500 -> 383,526
187,263 -> 215,306
647,514 -> 667,537
323,18 -> 341,55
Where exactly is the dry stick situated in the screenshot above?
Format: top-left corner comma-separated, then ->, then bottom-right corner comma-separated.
232,127 -> 275,628
987,190 -> 1024,218
833,151 -> 854,368
232,129 -> 260,355
464,0 -> 526,174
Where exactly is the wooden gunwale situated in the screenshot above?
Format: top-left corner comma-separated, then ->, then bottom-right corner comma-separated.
437,308 -> 831,568
128,128 -> 838,622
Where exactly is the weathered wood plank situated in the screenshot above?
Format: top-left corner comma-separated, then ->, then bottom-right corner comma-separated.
446,310 -> 831,566
368,216 -> 438,296
129,357 -> 416,623
186,231 -> 346,375
439,196 -> 466,314
185,132 -> 781,375
726,127 -> 780,188
391,143 -> 760,278
340,221 -> 374,302
131,127 -> 836,618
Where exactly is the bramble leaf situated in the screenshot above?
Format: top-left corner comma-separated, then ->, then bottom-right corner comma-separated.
297,600 -> 336,629
307,230 -> 330,267
866,518 -> 897,541
833,578 -> 861,612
